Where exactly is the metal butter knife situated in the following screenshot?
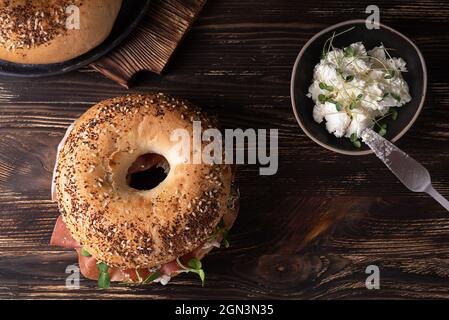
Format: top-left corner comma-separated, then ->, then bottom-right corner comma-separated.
361,128 -> 449,212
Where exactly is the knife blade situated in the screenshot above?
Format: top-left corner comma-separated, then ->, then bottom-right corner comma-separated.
361,128 -> 449,212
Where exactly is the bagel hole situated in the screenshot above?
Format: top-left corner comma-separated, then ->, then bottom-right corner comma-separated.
127,153 -> 170,191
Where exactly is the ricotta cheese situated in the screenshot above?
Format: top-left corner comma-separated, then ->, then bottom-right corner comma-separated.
307,42 -> 411,140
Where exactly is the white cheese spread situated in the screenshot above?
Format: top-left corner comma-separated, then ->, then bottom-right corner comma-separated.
307,42 -> 411,140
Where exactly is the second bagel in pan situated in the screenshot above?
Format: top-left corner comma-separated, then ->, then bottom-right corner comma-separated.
0,0 -> 123,64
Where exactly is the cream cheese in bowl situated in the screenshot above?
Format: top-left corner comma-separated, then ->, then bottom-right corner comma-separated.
307,42 -> 411,146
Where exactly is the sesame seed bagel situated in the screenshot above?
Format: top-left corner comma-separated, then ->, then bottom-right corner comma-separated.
54,94 -> 234,269
0,0 -> 122,64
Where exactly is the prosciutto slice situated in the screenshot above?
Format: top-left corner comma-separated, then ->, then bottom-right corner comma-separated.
50,191 -> 238,283
75,247 -> 156,282
50,215 -> 205,283
50,215 -> 80,249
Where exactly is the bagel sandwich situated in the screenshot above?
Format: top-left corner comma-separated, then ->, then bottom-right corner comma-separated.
50,94 -> 239,287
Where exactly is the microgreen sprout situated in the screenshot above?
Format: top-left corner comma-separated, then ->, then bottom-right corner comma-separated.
318,93 -> 344,112
384,70 -> 396,79
143,270 -> 162,284
209,217 -> 230,248
355,54 -> 396,78
97,261 -> 108,273
344,46 -> 356,57
350,133 -> 362,148
378,91 -> 400,103
349,100 -> 357,110
353,140 -> 362,148
391,108 -> 398,120
322,31 -> 336,59
97,262 -> 110,289
135,269 -> 143,283
345,75 -> 354,82
321,27 -> 356,59
378,92 -> 389,102
378,123 -> 388,136
382,43 -> 401,75
176,258 -> 206,287
81,248 -> 91,257
390,92 -> 401,102
319,82 -> 334,91
329,99 -> 342,111
318,94 -> 328,103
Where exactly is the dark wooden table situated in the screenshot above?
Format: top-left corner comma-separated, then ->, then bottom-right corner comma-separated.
1,0 -> 449,299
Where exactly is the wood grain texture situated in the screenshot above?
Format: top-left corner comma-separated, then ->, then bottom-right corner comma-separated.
0,0 -> 449,299
90,0 -> 207,88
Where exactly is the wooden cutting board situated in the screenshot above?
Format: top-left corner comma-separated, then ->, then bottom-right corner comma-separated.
90,0 -> 207,88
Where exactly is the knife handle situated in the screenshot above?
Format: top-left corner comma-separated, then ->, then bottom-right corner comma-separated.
426,186 -> 449,212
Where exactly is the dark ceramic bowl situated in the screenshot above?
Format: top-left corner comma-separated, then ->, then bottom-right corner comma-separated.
291,20 -> 427,155
0,0 -> 151,77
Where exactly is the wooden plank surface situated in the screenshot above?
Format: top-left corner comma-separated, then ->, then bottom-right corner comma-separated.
0,0 -> 449,299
